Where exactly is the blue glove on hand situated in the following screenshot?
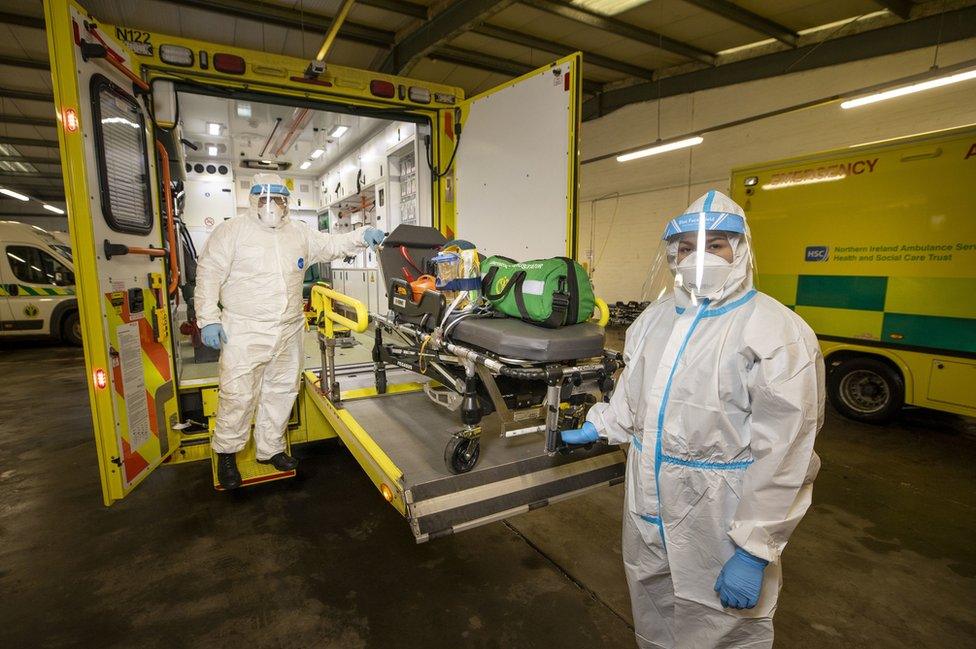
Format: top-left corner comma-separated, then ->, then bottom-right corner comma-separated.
714,547 -> 768,610
561,421 -> 599,445
363,227 -> 385,251
201,323 -> 227,350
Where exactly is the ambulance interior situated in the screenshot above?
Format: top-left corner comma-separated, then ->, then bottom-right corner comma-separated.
172,90 -> 433,385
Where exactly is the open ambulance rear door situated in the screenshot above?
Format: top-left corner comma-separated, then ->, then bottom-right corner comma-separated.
451,54 -> 581,259
45,0 -> 180,505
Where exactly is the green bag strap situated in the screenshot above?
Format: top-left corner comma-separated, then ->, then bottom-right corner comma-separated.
557,257 -> 581,323
483,267 -> 526,301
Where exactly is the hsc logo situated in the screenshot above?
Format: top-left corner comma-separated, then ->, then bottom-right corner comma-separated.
805,246 -> 829,262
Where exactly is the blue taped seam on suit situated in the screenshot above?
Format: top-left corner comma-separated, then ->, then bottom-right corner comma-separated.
639,513 -> 661,525
674,289 -> 756,316
703,190 -> 715,211
631,433 -> 643,452
652,299 -> 710,547
661,454 -> 754,470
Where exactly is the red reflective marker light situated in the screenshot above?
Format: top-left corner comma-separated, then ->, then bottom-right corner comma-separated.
63,108 -> 79,133
94,368 -> 108,389
213,53 -> 246,75
370,79 -> 396,98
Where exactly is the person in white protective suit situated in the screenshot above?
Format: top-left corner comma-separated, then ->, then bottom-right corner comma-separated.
195,173 -> 385,489
561,190 -> 824,648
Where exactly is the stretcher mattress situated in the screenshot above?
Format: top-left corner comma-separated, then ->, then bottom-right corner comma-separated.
450,317 -> 605,362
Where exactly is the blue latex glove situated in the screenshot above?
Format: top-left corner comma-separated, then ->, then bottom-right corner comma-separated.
714,547 -> 768,609
561,421 -> 599,445
362,227 -> 385,251
201,323 -> 227,350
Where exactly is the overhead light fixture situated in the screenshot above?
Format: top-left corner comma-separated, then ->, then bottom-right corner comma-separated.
310,148 -> 325,159
328,124 -> 349,138
207,122 -> 221,135
841,67 -> 976,109
0,187 -> 30,201
236,103 -> 252,118
43,204 -> 65,214
570,0 -> 651,16
300,161 -> 312,170
207,144 -> 218,157
616,136 -> 703,163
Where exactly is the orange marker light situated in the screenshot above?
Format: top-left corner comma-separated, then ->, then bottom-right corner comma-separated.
380,483 -> 394,502
93,368 -> 108,389
63,108 -> 79,133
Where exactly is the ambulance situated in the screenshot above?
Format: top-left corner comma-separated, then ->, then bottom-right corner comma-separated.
732,126 -> 976,423
0,220 -> 80,344
44,0 -> 624,541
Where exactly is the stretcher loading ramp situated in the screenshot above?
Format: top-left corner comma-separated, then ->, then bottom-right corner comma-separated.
305,369 -> 627,543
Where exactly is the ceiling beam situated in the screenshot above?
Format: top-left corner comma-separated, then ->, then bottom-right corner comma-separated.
429,46 -> 604,94
874,0 -> 913,20
681,0 -> 797,47
166,0 -> 394,48
379,0 -> 517,74
0,87 -> 55,103
357,0 -> 428,20
0,136 -> 59,149
0,114 -> 56,128
0,10 -> 44,29
0,155 -> 61,165
583,4 -> 976,121
474,24 -> 655,80
520,0 -> 715,65
0,54 -> 50,71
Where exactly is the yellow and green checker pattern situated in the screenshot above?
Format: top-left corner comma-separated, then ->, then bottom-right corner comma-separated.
0,284 -> 75,296
757,274 -> 976,355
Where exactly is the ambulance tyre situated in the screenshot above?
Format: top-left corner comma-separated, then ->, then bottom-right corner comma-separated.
828,356 -> 904,424
62,311 -> 82,346
445,435 -> 480,474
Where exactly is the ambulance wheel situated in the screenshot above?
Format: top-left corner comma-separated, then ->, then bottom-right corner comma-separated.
62,311 -> 82,346
828,356 -> 904,424
445,435 -> 480,474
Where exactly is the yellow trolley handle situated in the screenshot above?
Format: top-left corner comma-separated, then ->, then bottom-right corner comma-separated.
592,297 -> 610,327
310,282 -> 369,337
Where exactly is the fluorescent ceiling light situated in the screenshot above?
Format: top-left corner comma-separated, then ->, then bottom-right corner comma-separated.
0,187 -> 30,201
43,204 -> 65,214
300,161 -> 312,170
571,0 -> 650,15
207,144 -> 218,157
841,68 -> 976,109
310,148 -> 325,159
617,136 -> 703,162
207,122 -> 221,135
717,10 -> 889,57
328,125 -> 349,138
236,103 -> 252,118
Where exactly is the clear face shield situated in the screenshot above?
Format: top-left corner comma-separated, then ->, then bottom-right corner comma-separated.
249,186 -> 290,228
641,210 -> 755,306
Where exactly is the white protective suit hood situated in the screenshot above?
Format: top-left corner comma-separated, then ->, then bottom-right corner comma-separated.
249,173 -> 291,229
643,190 -> 755,310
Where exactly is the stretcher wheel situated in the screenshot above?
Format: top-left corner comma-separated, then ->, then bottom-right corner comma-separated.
445,435 -> 480,474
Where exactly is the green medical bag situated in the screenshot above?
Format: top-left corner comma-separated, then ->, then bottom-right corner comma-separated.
481,256 -> 595,328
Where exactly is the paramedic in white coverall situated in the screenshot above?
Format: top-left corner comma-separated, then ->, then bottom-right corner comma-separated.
196,173 -> 385,489
561,190 -> 824,648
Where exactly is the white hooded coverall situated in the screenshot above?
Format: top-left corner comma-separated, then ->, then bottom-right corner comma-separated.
195,209 -> 368,460
587,191 -> 824,648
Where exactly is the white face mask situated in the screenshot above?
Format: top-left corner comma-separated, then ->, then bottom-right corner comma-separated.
675,251 -> 733,297
257,200 -> 287,228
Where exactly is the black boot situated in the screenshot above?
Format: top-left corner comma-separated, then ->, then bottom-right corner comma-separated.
216,453 -> 242,489
257,452 -> 299,471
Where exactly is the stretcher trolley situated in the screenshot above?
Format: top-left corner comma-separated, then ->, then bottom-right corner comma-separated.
307,227 -> 626,542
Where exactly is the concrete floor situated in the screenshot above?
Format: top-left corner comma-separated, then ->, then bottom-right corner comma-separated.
1,342 -> 974,648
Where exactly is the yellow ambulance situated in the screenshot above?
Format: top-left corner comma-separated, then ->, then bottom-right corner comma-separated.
732,126 -> 976,423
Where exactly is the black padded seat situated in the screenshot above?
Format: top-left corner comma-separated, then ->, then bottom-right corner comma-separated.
450,317 -> 605,362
